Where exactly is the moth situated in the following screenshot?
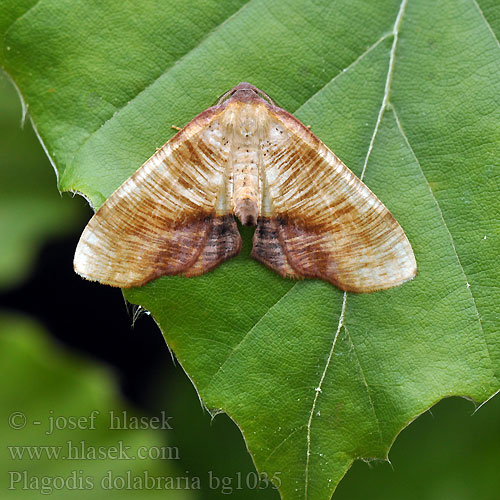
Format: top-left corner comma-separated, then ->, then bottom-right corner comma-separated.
74,82 -> 416,293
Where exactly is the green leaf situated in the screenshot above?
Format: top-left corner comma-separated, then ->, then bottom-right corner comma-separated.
162,357 -> 500,499
2,1 -> 499,498
0,313 -> 192,499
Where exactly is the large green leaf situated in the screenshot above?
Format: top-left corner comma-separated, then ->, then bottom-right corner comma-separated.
1,1 -> 499,498
162,357 -> 500,499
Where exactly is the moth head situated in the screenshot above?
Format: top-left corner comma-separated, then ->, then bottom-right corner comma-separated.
218,82 -> 275,106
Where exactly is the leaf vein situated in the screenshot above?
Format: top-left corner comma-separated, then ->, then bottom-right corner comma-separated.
293,32 -> 392,115
262,424 -> 307,466
303,4 -> 407,496
360,0 -> 407,180
204,282 -> 299,391
3,0 -> 43,43
344,326 -> 385,448
304,292 -> 347,500
67,0 -> 255,172
472,0 -> 500,49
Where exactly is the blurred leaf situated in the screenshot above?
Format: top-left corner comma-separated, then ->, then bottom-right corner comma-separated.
0,71 -> 85,289
1,1 -> 499,498
0,313 -> 193,499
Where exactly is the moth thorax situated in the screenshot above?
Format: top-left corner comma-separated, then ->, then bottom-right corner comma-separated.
237,115 -> 258,138
225,101 -> 267,138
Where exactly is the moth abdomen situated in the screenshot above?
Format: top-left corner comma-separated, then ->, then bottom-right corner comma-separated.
235,197 -> 258,226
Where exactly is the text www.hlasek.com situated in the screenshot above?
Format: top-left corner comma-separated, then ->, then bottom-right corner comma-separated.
8,440 -> 179,461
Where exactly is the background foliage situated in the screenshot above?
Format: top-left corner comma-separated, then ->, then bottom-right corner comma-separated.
1,1 -> 499,498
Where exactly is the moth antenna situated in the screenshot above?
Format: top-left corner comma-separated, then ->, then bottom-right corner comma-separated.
254,87 -> 275,105
216,87 -> 235,105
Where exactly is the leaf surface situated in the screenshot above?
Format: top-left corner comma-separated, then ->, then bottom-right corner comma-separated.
1,1 -> 499,498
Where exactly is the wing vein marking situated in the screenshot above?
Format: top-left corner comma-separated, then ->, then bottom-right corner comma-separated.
67,0 -> 255,172
360,0 -> 407,181
344,326 -> 385,448
304,292 -> 347,500
204,283 -> 299,391
392,106 -> 498,383
472,0 -> 500,49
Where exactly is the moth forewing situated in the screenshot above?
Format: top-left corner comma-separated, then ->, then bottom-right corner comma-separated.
74,104 -> 240,287
253,106 -> 417,292
74,82 -> 416,292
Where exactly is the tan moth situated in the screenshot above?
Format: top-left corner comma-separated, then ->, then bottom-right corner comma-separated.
74,82 -> 416,292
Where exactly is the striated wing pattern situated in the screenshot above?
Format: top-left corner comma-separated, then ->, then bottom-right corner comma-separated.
74,107 -> 241,287
253,108 -> 416,292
